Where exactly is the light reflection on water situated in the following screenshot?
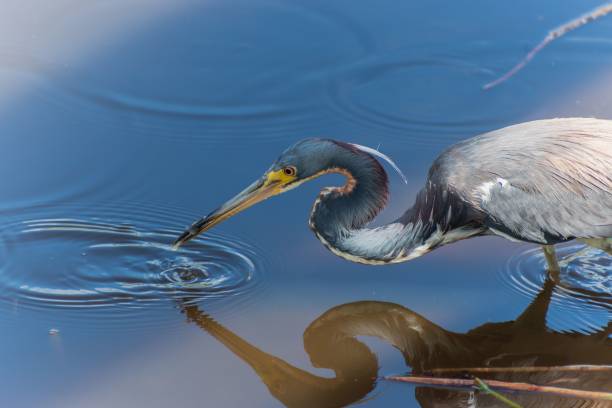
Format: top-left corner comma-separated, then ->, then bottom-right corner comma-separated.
0,0 -> 610,407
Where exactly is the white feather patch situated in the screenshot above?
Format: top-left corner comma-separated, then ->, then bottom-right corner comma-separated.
349,143 -> 408,184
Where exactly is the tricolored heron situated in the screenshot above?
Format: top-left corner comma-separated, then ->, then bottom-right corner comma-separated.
174,118 -> 612,271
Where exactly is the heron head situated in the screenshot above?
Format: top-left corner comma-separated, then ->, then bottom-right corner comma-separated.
173,138 -> 405,248
173,139 -> 337,248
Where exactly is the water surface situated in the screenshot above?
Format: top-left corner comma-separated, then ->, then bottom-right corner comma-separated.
0,1 -> 610,407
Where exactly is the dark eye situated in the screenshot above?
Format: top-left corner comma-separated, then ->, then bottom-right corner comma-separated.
283,166 -> 296,176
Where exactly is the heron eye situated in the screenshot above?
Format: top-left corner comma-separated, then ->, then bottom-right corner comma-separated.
283,166 -> 296,177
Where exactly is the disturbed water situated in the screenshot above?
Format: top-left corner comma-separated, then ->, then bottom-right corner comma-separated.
0,1 -> 610,407
0,203 -> 264,330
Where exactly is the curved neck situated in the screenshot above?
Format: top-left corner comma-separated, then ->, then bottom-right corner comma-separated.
309,145 -> 450,264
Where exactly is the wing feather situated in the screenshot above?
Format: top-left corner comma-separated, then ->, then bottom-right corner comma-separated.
434,118 -> 612,243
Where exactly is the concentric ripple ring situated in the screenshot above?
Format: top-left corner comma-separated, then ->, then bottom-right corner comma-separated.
0,202 -> 267,328
501,243 -> 611,313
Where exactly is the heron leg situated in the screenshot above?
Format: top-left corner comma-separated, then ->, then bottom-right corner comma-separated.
542,245 -> 560,282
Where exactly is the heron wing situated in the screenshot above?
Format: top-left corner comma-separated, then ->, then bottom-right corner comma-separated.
479,176 -> 611,243
438,118 -> 612,243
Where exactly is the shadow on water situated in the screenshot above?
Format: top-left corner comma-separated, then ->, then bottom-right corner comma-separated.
181,275 -> 611,408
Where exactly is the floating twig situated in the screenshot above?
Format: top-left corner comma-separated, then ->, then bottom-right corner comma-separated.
475,377 -> 523,408
483,3 -> 612,90
431,365 -> 612,374
385,375 -> 612,401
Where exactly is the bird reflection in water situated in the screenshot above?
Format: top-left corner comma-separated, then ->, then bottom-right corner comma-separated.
181,277 -> 611,408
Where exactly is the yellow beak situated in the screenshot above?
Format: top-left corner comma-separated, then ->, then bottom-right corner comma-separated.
173,170 -> 292,248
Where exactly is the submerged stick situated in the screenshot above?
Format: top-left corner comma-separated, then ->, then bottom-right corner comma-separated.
431,365 -> 612,374
483,3 -> 612,90
385,375 -> 612,401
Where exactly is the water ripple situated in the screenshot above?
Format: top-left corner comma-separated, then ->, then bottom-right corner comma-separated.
500,244 -> 611,332
325,46 -> 529,143
0,202 -> 267,329
325,37 -> 612,145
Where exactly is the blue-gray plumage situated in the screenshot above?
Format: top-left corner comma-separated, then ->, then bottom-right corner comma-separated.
174,117 -> 611,268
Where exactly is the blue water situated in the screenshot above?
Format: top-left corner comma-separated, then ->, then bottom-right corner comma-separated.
0,1 -> 610,407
